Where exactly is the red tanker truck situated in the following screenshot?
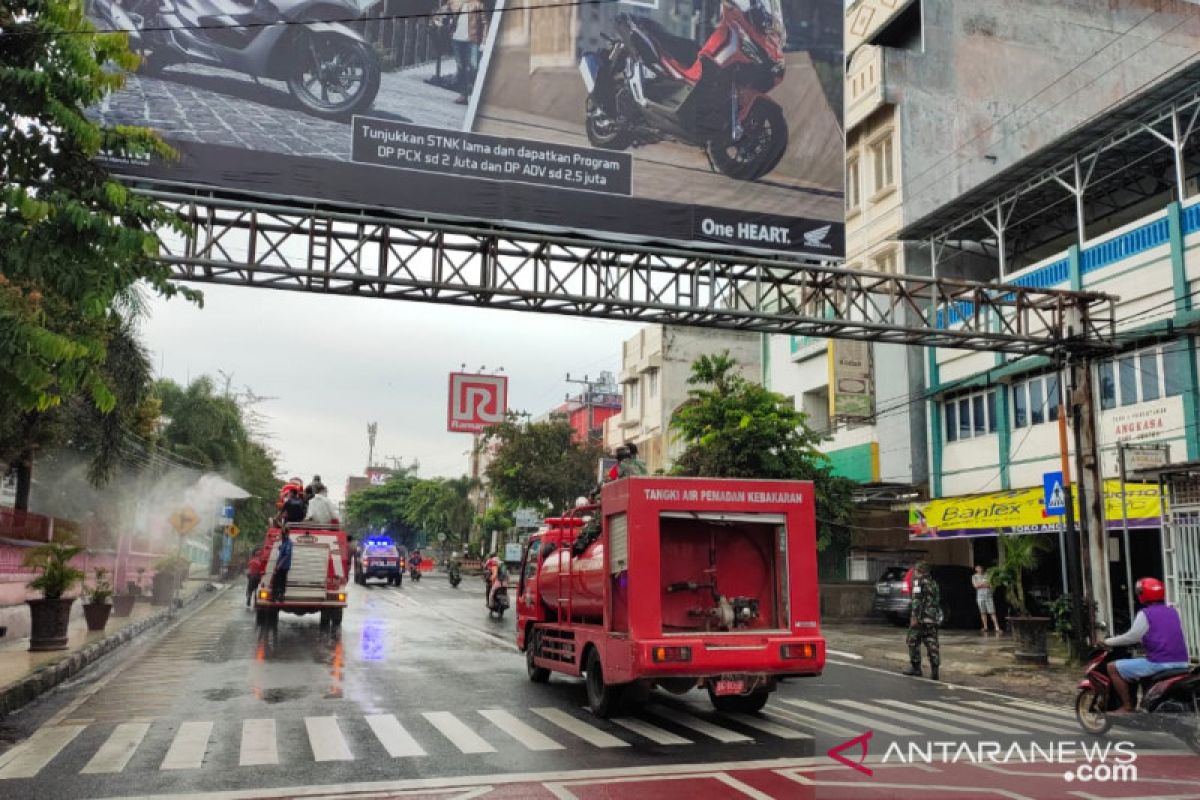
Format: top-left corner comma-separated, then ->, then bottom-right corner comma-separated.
515,476 -> 824,717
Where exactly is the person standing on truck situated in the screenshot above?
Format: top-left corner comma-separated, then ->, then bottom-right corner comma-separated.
617,442 -> 649,478
306,484 -> 338,524
246,548 -> 266,607
902,561 -> 941,680
271,528 -> 294,603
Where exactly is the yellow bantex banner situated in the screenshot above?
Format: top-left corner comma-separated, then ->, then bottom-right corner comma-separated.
909,480 -> 1162,540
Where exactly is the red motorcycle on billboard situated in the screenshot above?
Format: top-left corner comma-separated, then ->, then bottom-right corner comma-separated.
579,0 -> 788,181
88,0 -> 381,120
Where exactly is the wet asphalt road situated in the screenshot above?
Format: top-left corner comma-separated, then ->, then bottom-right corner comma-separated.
0,575 -> 1192,799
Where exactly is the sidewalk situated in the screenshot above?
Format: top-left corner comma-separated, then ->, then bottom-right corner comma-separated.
824,621 -> 1081,707
0,579 -> 220,716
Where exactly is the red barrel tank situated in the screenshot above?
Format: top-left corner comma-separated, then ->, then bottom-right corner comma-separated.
537,540 -> 606,619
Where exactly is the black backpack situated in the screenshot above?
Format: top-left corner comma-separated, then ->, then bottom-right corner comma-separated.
283,493 -> 307,522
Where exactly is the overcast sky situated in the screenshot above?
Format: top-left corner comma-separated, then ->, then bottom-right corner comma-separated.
142,286 -> 637,501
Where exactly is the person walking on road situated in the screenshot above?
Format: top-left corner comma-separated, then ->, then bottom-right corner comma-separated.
902,561 -> 941,680
973,564 -> 1001,634
271,528 -> 293,603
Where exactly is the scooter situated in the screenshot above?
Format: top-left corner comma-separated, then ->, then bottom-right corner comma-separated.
487,578 -> 509,619
409,563 -> 422,583
448,562 -> 462,588
88,0 -> 381,120
579,0 -> 787,181
1075,645 -> 1200,752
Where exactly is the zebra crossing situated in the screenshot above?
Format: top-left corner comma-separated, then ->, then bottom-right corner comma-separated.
0,697 -> 1165,781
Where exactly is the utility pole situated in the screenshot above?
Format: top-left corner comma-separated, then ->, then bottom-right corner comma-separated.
1072,354 -> 1111,634
367,422 -> 378,470
566,373 -> 605,442
1058,356 -> 1088,658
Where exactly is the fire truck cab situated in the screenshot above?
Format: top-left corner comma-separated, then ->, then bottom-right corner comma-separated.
256,523 -> 350,628
516,477 -> 824,716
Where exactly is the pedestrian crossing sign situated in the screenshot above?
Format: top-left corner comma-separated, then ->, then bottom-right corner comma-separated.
1043,471 -> 1066,516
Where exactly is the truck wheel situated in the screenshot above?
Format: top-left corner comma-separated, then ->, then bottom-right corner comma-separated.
585,649 -> 625,718
527,631 -> 551,683
707,687 -> 770,714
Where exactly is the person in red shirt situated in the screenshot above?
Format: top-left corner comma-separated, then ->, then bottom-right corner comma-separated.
245,548 -> 267,607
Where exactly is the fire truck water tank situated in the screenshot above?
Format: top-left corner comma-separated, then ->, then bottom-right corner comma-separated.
537,542 -> 606,618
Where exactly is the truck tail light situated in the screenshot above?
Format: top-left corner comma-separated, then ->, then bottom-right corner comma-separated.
328,592 -> 346,602
781,643 -> 816,660
651,646 -> 692,663
258,590 -> 270,600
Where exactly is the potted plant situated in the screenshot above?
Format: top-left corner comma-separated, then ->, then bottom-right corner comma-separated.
24,538 -> 86,651
989,533 -> 1051,664
151,555 -> 190,606
83,567 -> 114,631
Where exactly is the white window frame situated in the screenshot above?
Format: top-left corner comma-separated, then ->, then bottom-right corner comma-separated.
1098,344 -> 1186,410
846,156 -> 861,215
646,369 -> 658,400
869,128 -> 896,198
943,387 -> 997,442
1011,373 -> 1062,429
626,380 -> 640,411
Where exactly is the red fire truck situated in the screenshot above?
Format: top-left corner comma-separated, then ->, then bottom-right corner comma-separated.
255,523 -> 350,628
516,477 -> 825,717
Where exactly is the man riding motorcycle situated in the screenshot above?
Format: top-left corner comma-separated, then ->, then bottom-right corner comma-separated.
484,552 -> 503,609
1102,577 -> 1190,712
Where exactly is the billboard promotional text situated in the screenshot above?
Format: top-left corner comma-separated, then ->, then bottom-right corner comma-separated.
448,372 -> 508,433
87,0 -> 844,257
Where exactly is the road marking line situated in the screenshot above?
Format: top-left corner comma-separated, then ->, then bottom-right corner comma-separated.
81,722 -> 151,774
646,706 -> 753,743
423,712 -> 496,754
825,649 -> 863,660
531,707 -> 629,748
161,721 -> 213,770
479,710 -> 565,751
762,706 -> 859,739
239,719 -> 279,766
365,714 -> 427,758
829,698 -> 980,736
1003,699 -> 1075,720
962,699 -> 1081,729
304,717 -> 353,762
912,699 -> 1075,735
610,716 -> 692,745
0,724 -> 86,779
723,713 -> 813,741
781,698 -> 918,737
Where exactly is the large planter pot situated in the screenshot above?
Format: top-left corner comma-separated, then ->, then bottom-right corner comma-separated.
111,594 -> 137,618
151,572 -> 179,606
83,602 -> 113,632
27,598 -> 75,652
1010,616 -> 1051,665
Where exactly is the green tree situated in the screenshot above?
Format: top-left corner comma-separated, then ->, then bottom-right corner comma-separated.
2,0 -> 198,504
482,417 -> 605,515
671,353 -> 855,561
154,377 -> 279,545
989,533 -> 1049,617
343,469 -> 423,546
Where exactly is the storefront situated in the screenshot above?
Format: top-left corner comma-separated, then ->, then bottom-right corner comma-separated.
909,481 -> 1164,628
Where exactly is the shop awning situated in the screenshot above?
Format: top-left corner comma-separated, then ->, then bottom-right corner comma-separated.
909,481 -> 1162,540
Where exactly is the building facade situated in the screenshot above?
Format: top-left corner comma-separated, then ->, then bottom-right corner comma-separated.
834,0 -> 1200,647
611,326 -> 761,473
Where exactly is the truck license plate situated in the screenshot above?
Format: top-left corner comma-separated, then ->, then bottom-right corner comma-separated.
714,678 -> 745,696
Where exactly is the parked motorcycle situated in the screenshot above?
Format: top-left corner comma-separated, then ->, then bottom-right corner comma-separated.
1075,645 -> 1200,752
488,578 -> 509,619
448,561 -> 462,588
88,0 -> 381,120
578,0 -> 788,181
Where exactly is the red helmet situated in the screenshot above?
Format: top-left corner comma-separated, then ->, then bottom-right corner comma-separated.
1135,577 -> 1165,604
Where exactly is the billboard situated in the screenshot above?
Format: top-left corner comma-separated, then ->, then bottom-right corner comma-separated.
828,339 -> 872,419
908,482 -> 1163,540
448,372 -> 508,433
87,0 -> 844,256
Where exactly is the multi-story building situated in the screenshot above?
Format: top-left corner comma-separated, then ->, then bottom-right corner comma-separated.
611,326 -> 760,473
540,372 -> 623,445
830,0 -> 1200,648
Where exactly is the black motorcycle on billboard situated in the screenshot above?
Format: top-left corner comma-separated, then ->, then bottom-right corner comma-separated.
579,0 -> 788,181
89,0 -> 381,119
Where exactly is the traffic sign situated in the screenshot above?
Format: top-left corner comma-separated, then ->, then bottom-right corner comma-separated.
1043,472 -> 1066,517
170,506 -> 200,534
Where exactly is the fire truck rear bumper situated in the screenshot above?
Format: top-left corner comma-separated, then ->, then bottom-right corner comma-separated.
632,636 -> 825,677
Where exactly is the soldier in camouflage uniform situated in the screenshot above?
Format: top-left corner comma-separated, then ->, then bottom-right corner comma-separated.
902,561 -> 941,680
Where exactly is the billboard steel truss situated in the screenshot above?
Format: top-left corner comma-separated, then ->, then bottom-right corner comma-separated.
151,189 -> 1115,356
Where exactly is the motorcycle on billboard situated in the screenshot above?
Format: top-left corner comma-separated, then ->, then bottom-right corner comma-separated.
87,0 -> 381,119
579,0 -> 788,181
